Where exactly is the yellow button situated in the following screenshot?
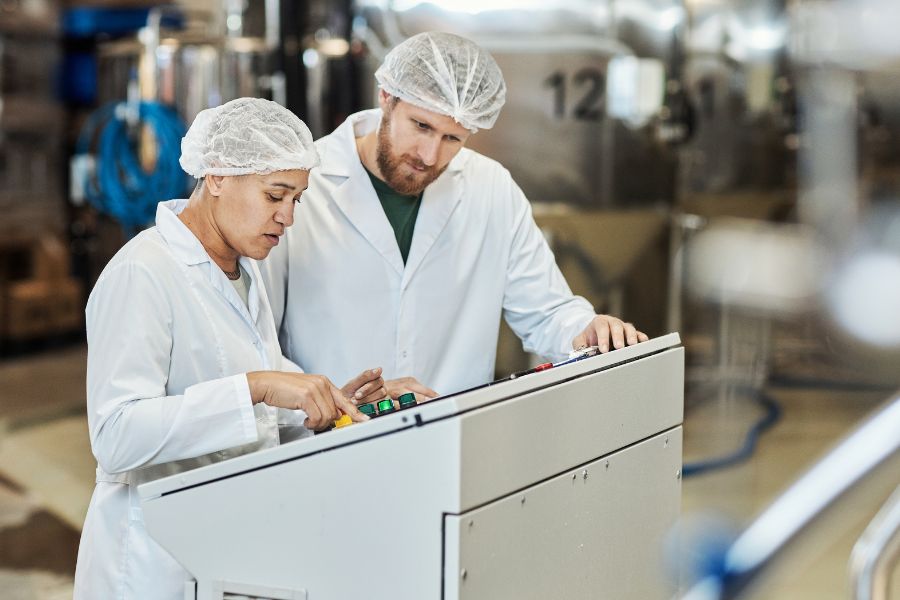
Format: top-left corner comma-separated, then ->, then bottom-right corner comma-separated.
333,414 -> 354,429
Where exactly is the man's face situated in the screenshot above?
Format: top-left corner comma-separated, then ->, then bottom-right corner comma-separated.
376,92 -> 472,195
210,170 -> 310,260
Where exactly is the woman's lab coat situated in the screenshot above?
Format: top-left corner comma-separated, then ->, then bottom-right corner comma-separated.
261,109 -> 595,395
74,199 -> 309,600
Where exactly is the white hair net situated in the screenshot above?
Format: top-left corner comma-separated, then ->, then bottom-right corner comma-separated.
179,97 -> 320,178
375,32 -> 507,132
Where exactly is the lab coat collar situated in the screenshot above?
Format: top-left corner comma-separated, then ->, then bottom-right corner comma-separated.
402,164 -> 463,289
156,199 -> 209,267
155,199 -> 262,325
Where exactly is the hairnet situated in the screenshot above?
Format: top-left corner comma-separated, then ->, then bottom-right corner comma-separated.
179,97 -> 320,178
375,32 -> 506,132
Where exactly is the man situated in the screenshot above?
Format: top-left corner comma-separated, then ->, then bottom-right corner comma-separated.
262,32 -> 648,401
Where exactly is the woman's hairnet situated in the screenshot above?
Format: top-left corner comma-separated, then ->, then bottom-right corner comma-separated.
179,97 -> 320,178
375,32 -> 507,133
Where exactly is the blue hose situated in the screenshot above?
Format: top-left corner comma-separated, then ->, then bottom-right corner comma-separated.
682,387 -> 782,478
76,100 -> 189,230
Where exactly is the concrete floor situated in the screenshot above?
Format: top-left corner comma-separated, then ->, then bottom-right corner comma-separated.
0,341 -> 898,599
0,344 -> 89,600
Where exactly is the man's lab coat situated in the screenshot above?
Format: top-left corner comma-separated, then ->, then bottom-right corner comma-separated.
262,109 -> 595,395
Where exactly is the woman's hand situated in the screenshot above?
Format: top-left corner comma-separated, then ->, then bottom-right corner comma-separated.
247,371 -> 367,430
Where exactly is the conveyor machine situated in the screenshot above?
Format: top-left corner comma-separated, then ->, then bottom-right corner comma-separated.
139,333 -> 685,600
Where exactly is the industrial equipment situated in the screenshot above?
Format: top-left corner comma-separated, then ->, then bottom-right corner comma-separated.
139,333 -> 684,600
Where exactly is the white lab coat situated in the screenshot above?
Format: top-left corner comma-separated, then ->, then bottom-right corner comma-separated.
261,109 -> 595,395
74,199 -> 310,600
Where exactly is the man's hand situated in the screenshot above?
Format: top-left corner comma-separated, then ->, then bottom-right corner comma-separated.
572,315 -> 649,353
342,368 -> 387,405
247,371 -> 367,431
385,377 -> 439,404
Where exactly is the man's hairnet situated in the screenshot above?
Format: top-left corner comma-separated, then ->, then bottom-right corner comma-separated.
375,32 -> 506,133
179,97 -> 320,178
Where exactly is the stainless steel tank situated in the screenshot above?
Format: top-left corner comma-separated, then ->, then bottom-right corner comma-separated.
96,7 -> 278,123
352,0 -> 686,208
857,72 -> 900,185
679,0 -> 797,199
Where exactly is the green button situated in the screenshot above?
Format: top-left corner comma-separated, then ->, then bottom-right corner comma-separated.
377,398 -> 395,415
398,393 -> 417,409
358,403 -> 377,417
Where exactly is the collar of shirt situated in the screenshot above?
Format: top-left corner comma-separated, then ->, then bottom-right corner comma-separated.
155,198 -> 211,267
155,198 -> 263,325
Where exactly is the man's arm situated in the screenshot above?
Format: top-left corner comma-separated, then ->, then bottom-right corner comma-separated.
501,178 -> 645,359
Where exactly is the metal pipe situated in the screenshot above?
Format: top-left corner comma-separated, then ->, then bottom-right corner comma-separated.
666,213 -> 706,335
798,67 -> 859,251
264,0 -> 280,51
850,485 -> 900,600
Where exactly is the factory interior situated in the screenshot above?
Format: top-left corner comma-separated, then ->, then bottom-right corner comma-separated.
0,0 -> 899,599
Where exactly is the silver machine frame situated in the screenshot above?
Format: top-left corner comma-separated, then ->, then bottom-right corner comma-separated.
139,334 -> 684,600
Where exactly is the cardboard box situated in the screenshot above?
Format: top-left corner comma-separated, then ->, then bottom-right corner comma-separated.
3,276 -> 82,340
32,235 -> 71,281
51,277 -> 84,331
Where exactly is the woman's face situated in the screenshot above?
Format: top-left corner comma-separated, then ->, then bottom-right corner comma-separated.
209,170 -> 310,260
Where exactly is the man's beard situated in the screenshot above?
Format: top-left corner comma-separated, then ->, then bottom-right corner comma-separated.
375,114 -> 447,196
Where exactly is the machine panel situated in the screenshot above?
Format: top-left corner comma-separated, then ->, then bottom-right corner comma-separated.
139,334 -> 684,600
457,348 -> 683,510
445,429 -> 682,600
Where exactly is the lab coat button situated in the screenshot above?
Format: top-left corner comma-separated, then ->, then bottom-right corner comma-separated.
401,350 -> 408,359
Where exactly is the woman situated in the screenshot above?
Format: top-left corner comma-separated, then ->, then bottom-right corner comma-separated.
74,98 -> 385,599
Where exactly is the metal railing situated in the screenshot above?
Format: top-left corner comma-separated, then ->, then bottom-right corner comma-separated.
850,484 -> 900,600
680,392 -> 900,600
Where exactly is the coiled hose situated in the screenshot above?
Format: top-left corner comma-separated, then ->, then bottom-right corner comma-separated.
76,101 -> 188,230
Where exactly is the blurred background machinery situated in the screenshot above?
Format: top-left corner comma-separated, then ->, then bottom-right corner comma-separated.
0,0 -> 83,347
67,0 -> 285,286
3,0 -> 895,419
0,0 -> 898,596
674,0 -> 900,595
0,0 -> 65,238
0,0 -> 894,413
34,0 -> 806,366
0,0 -> 895,360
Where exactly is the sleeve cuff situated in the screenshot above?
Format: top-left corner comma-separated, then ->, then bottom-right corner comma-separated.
233,374 -> 259,445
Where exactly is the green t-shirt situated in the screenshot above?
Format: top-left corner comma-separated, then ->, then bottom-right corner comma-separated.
364,166 -> 422,264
